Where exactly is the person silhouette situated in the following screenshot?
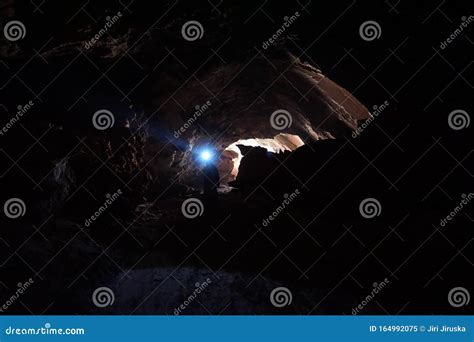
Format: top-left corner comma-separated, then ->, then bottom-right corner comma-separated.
202,162 -> 220,201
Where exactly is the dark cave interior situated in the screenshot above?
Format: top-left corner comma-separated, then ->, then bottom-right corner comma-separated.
0,0 -> 472,315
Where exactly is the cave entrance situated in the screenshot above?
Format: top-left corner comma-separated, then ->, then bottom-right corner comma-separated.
218,133 -> 304,184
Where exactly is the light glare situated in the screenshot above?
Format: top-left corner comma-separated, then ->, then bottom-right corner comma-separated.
200,150 -> 212,161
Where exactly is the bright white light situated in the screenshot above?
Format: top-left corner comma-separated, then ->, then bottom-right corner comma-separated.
200,150 -> 212,161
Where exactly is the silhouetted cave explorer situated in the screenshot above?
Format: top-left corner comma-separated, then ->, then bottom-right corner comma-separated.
202,162 -> 220,203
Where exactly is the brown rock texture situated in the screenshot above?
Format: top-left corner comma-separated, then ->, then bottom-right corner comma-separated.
151,53 -> 370,187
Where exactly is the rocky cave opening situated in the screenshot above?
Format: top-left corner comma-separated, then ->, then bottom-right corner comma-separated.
217,134 -> 305,184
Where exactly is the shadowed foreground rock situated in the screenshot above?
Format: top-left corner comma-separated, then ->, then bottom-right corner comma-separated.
97,267 -> 340,314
